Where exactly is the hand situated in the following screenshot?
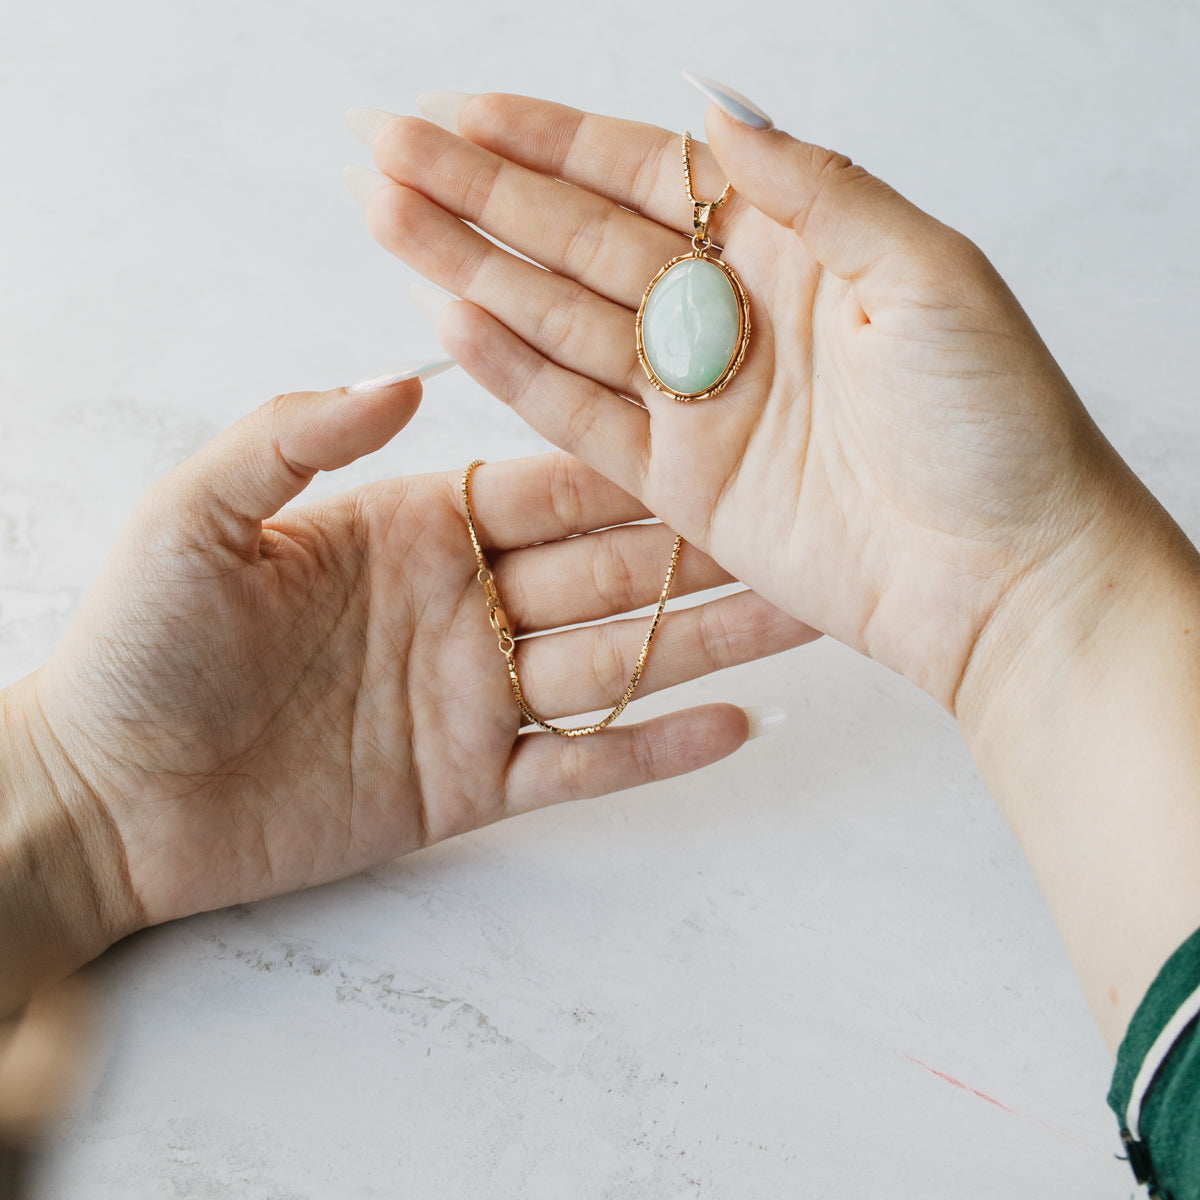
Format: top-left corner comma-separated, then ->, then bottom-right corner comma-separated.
355,94 -> 1136,711
349,94 -> 1200,1052
3,375 -> 813,1008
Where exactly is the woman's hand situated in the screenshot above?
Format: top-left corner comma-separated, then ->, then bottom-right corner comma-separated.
1,373 -> 813,1012
353,94 -> 1139,711
350,93 -> 1200,1051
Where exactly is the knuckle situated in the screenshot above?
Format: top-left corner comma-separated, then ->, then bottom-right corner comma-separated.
457,233 -> 495,294
588,621 -> 624,699
559,391 -> 601,451
560,741 -> 592,802
532,287 -> 579,352
548,454 -> 586,532
627,722 -> 663,782
595,534 -> 637,614
257,392 -> 311,481
810,146 -> 857,180
821,150 -> 884,201
460,92 -> 510,137
379,114 -> 497,219
797,146 -> 888,238
559,207 -> 607,279
376,114 -> 429,165
366,184 -> 426,255
630,141 -> 666,208
504,350 -> 545,409
498,564 -> 533,630
695,604 -> 734,669
380,182 -> 420,234
263,392 -> 291,423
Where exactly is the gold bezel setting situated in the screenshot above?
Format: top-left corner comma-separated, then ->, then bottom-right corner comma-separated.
635,252 -> 751,403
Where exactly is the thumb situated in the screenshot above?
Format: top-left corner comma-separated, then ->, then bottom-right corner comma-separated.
150,359 -> 453,550
704,104 -> 948,293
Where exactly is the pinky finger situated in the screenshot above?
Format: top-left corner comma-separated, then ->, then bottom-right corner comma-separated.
502,702 -> 751,819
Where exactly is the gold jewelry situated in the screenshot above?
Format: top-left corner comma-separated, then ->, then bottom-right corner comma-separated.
461,460 -> 683,737
635,131 -> 751,403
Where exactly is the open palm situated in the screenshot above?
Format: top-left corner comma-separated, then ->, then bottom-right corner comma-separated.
28,381 -> 811,932
358,95 -> 1120,709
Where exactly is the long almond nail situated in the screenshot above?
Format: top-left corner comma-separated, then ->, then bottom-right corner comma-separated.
345,106 -> 398,148
343,165 -> 390,207
347,358 -> 458,394
682,72 -> 773,130
417,91 -> 474,133
410,283 -> 457,322
743,706 -> 787,740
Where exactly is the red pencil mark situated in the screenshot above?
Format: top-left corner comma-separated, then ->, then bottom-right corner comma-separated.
905,1056 -> 1015,1113
902,1055 -> 1110,1155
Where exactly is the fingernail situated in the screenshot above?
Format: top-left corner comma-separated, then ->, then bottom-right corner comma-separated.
410,283 -> 457,322
743,706 -> 787,740
417,91 -> 474,133
347,357 -> 458,394
682,72 -> 773,130
345,106 -> 398,148
343,165 -> 390,207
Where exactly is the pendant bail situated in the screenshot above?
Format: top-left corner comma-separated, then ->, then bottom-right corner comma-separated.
633,130 -> 750,403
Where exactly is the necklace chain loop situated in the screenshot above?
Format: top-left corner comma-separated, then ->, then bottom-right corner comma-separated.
461,460 -> 683,737
682,130 -> 732,214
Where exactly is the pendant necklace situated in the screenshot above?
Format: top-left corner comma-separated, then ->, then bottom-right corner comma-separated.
461,460 -> 683,738
635,131 -> 751,402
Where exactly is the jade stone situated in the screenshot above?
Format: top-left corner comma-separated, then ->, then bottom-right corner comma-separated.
642,258 -> 740,394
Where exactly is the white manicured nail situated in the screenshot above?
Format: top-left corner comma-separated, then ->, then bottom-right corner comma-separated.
682,72 -> 773,130
410,283 -> 457,322
343,165 -> 390,206
347,358 -> 457,394
743,706 -> 787,740
417,91 -> 474,133
345,106 -> 398,148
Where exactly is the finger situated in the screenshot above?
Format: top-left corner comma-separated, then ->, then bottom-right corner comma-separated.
0,973 -> 98,1140
493,522 -> 733,634
460,454 -> 650,551
438,302 -> 651,500
512,589 -> 818,720
450,94 -> 947,303
450,94 -> 725,236
366,185 -> 647,396
372,116 -> 687,308
502,702 -> 751,819
703,106 -> 950,295
153,378 -> 423,552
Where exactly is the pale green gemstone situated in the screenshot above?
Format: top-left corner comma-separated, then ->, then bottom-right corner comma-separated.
642,258 -> 740,394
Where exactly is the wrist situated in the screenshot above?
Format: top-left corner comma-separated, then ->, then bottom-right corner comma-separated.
955,456 -> 1198,752
955,464 -> 1200,1048
0,674 -> 140,1017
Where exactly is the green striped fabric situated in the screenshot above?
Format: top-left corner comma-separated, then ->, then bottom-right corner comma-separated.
1108,925 -> 1200,1199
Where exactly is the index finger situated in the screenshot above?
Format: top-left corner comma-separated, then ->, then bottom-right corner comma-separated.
449,452 -> 650,551
448,93 -> 736,235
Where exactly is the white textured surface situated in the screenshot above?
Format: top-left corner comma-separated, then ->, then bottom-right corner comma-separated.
4,0 -> 1197,1195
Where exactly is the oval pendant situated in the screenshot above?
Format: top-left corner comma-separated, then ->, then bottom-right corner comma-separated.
636,253 -> 750,402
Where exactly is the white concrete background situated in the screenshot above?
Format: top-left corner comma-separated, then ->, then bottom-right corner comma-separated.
3,0 -> 1196,1194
